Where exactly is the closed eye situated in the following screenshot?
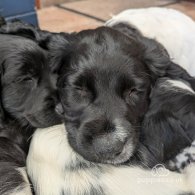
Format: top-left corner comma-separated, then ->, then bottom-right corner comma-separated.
74,86 -> 91,97
15,77 -> 33,83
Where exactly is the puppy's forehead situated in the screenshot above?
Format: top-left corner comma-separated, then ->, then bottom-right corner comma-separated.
76,27 -> 140,56
0,35 -> 48,75
62,27 -> 147,85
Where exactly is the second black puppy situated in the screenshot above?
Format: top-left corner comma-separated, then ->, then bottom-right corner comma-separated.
134,78 -> 195,168
0,34 -> 61,195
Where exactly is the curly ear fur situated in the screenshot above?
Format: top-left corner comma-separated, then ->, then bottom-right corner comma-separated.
112,22 -> 195,89
0,20 -> 54,50
0,20 -> 76,74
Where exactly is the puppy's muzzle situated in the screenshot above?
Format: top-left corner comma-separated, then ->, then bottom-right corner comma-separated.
94,133 -> 125,156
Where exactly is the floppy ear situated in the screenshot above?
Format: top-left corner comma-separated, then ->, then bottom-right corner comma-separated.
112,22 -> 195,89
111,22 -> 143,39
140,112 -> 191,168
0,20 -> 75,73
0,20 -> 53,49
140,37 -> 195,89
45,33 -> 76,73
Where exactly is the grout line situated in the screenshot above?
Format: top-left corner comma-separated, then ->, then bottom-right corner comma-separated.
158,0 -> 180,7
55,4 -> 106,23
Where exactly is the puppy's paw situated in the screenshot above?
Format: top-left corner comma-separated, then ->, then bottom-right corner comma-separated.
168,141 -> 195,172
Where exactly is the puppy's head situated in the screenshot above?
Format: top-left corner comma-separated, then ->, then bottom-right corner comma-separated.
54,24 -> 194,164
0,34 -> 61,128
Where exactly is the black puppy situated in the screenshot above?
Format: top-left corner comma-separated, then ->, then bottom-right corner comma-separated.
0,34 -> 61,195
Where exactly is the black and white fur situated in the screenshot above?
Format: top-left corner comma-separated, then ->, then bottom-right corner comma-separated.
1,8 -> 195,193
27,78 -> 195,195
169,141 -> 195,172
135,78 -> 195,168
27,123 -> 195,194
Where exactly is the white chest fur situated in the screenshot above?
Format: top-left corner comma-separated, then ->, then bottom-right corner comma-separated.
27,124 -> 195,195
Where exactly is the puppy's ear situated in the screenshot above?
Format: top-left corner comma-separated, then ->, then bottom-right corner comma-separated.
112,23 -> 195,89
112,23 -> 168,77
142,37 -> 195,89
111,22 -> 143,39
0,20 -> 39,39
140,112 -> 190,168
0,20 -> 53,49
46,34 -> 76,73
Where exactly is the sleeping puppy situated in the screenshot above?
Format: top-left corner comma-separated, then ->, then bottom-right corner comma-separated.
26,78 -> 195,195
48,26 -> 195,166
0,34 -> 61,195
0,34 -> 61,129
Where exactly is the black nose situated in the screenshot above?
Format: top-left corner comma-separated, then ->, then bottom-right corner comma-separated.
93,135 -> 125,158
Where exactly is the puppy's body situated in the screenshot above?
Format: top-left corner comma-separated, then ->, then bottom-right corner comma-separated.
106,7 -> 195,76
27,123 -> 195,195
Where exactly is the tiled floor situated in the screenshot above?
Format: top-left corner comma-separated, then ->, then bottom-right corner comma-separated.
37,0 -> 195,33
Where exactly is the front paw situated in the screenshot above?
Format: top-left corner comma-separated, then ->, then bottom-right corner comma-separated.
168,141 -> 195,172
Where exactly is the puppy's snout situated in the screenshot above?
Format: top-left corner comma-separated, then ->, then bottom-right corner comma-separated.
93,135 -> 125,158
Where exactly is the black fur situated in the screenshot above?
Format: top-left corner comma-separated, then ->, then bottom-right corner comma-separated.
0,34 -> 61,128
1,21 -> 195,191
134,78 -> 195,168
0,32 -> 61,194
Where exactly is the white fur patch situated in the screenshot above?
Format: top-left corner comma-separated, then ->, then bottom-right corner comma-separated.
113,119 -> 128,141
27,124 -> 195,195
166,80 -> 195,94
